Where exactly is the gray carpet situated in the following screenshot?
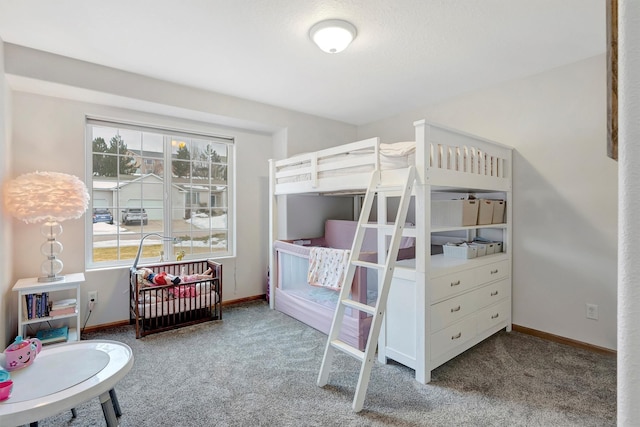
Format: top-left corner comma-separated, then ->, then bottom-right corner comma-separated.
37,301 -> 615,426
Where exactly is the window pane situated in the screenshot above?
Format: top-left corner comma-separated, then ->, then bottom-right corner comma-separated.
88,120 -> 233,267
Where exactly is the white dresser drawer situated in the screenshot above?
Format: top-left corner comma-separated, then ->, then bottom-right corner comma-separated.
475,260 -> 509,285
431,269 -> 477,302
430,317 -> 476,361
475,279 -> 510,310
430,291 -> 478,332
476,299 -> 511,333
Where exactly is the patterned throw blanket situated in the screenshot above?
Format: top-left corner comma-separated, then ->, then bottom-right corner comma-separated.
307,247 -> 351,291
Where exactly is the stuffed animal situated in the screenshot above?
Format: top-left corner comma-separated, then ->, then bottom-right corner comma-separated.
138,267 -> 180,286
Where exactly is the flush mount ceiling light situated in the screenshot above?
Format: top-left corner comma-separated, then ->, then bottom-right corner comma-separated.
309,19 -> 357,53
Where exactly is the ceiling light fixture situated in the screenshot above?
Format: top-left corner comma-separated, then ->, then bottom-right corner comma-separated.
309,19 -> 357,54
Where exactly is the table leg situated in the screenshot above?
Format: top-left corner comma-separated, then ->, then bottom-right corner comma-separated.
109,388 -> 122,417
99,391 -> 118,427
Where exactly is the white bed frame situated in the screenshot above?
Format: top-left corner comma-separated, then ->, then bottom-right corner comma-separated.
269,119 -> 513,384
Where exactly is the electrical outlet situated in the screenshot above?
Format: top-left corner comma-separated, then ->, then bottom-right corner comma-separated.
586,303 -> 598,320
88,291 -> 98,305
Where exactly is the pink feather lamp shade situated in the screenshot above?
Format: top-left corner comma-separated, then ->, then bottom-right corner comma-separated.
3,171 -> 90,282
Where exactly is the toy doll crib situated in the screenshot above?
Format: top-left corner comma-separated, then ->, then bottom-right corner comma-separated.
129,259 -> 222,338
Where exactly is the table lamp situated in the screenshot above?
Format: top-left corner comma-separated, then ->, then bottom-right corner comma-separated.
3,171 -> 90,282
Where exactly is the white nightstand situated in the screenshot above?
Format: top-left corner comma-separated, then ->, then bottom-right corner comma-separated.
13,273 -> 84,342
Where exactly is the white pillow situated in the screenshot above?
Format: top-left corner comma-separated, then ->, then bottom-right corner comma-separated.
380,141 -> 416,157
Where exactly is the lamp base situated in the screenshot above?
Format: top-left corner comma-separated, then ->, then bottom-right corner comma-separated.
38,275 -> 64,283
40,222 -> 64,281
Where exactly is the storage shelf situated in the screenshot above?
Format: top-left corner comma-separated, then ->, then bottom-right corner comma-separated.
39,328 -> 78,345
13,273 -> 84,342
431,223 -> 507,233
391,223 -> 507,238
22,311 -> 78,325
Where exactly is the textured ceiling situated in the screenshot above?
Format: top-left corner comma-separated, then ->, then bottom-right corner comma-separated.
0,0 -> 605,125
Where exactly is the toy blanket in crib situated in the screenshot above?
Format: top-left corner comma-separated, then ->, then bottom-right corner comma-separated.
135,270 -> 212,302
307,247 -> 351,291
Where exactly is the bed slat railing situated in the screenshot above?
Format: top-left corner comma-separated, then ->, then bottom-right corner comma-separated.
273,137 -> 380,188
311,152 -> 318,188
431,143 -> 507,178
415,119 -> 511,183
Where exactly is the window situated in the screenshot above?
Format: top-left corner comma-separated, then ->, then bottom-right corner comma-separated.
86,118 -> 234,268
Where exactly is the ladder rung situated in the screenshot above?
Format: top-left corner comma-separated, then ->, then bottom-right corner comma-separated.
361,223 -> 394,230
317,166 -> 415,412
330,339 -> 365,361
374,185 -> 403,192
352,260 -> 384,270
341,299 -> 376,315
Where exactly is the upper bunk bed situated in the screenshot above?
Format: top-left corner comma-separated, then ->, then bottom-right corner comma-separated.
269,120 -> 512,196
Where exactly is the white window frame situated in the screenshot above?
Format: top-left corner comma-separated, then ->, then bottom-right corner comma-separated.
84,117 -> 235,269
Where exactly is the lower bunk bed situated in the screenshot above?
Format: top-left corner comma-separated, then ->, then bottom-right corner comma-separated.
273,219 -> 415,350
129,259 -> 222,338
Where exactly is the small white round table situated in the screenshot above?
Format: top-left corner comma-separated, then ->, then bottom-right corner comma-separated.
0,340 -> 133,427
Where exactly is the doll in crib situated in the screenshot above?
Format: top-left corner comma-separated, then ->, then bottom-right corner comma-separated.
178,267 -> 213,283
138,267 -> 213,286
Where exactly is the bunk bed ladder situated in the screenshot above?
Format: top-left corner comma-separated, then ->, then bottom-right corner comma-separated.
317,166 -> 415,412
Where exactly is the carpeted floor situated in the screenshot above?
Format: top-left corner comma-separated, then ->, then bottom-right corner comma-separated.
37,301 -> 615,426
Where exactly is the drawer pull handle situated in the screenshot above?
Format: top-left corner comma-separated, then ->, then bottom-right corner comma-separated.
491,313 -> 500,319
450,280 -> 461,287
491,291 -> 499,296
450,305 -> 461,313
490,269 -> 499,274
451,332 -> 462,340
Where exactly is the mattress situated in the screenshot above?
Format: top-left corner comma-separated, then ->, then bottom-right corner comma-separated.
281,286 -> 377,316
136,282 -> 218,319
137,291 -> 219,319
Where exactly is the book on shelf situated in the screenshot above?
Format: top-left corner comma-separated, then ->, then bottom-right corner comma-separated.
25,294 -> 33,319
35,293 -> 48,318
43,292 -> 49,317
35,326 -> 69,345
48,306 -> 76,317
50,298 -> 77,311
24,292 -> 52,319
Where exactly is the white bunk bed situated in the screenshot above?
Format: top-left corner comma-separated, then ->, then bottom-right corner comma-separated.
269,119 -> 512,384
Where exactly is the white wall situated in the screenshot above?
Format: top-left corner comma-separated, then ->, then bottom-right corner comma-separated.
3,44 -> 358,334
358,55 -> 617,350
0,38 -> 13,347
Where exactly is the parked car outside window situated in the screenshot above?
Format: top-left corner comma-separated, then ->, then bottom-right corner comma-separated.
92,208 -> 114,224
121,208 -> 148,225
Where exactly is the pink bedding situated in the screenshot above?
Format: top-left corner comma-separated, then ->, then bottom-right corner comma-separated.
273,219 -> 416,350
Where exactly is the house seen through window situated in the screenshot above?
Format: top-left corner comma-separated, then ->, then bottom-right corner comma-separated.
86,118 -> 234,268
